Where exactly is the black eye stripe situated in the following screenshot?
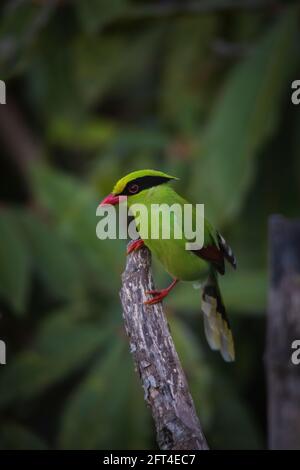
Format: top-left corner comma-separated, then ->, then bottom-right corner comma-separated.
118,175 -> 172,196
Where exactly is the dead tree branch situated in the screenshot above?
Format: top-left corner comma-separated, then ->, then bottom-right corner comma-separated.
266,215 -> 300,449
120,245 -> 208,450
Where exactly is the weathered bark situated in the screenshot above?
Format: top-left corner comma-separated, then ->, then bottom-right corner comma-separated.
266,215 -> 300,449
120,245 -> 208,450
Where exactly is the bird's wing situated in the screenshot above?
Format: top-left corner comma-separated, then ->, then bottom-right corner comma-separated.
155,189 -> 237,274
191,244 -> 225,275
189,219 -> 236,275
216,231 -> 237,270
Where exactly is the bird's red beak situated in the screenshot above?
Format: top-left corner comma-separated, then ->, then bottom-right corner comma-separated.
99,193 -> 126,206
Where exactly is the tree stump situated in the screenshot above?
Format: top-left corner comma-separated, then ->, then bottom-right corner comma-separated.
267,215 -> 300,449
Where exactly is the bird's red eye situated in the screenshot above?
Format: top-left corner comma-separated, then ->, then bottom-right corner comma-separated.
129,184 -> 139,194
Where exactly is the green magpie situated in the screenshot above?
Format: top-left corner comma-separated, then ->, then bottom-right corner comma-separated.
100,169 -> 237,362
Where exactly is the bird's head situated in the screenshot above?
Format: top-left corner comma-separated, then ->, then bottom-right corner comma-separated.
100,169 -> 178,206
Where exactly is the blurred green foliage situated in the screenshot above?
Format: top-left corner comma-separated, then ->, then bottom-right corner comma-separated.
0,0 -> 299,450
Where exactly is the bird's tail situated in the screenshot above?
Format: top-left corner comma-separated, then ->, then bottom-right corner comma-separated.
201,271 -> 235,362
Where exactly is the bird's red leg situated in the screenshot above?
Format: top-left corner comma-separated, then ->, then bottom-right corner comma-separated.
144,279 -> 179,305
127,239 -> 145,255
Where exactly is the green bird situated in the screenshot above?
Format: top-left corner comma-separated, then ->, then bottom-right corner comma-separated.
100,169 -> 237,361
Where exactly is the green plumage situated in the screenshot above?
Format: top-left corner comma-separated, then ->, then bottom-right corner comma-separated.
127,184 -> 215,281
109,169 -> 236,362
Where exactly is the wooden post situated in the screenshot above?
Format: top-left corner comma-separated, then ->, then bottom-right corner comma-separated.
120,245 -> 208,450
267,215 -> 300,449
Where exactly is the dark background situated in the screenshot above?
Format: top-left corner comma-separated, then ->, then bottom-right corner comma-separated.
0,0 -> 299,450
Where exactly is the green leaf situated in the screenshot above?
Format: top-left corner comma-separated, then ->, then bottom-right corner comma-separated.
48,118 -> 116,150
161,15 -> 217,132
29,163 -> 125,292
0,2 -> 55,78
0,210 -> 30,314
48,118 -> 168,155
59,340 -> 128,449
20,211 -> 83,301
27,32 -> 84,121
73,27 -> 162,108
219,269 -> 267,314
0,422 -> 47,450
75,0 -> 128,34
209,383 -> 263,449
0,318 -> 111,409
169,270 -> 266,314
59,338 -> 151,449
191,7 -> 299,224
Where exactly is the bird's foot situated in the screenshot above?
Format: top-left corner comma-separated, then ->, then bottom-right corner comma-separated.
144,288 -> 170,305
144,279 -> 178,305
127,239 -> 145,255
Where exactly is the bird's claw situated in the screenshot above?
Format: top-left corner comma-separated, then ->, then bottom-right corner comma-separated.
144,279 -> 178,306
144,289 -> 169,305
